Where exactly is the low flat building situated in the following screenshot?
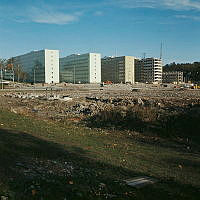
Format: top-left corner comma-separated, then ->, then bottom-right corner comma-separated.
101,56 -> 135,84
60,53 -> 101,84
12,49 -> 59,84
162,71 -> 183,84
2,70 -> 14,81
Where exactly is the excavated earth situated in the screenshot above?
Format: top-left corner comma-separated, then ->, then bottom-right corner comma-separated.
0,84 -> 200,122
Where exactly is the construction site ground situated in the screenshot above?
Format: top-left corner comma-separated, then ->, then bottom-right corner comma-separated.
0,83 -> 200,200
0,83 -> 200,121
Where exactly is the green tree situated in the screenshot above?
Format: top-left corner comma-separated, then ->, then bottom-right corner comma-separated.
164,62 -> 200,82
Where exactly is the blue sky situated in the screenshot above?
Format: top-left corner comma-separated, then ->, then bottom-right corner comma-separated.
0,0 -> 200,64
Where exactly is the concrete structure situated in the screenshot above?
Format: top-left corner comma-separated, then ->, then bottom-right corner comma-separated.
101,56 -> 135,84
135,59 -> 143,83
135,58 -> 162,83
60,53 -> 101,84
162,71 -> 183,84
12,49 -> 59,83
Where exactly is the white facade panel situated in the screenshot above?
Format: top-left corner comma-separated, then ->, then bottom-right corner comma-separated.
125,56 -> 135,84
45,49 -> 59,84
89,53 -> 101,83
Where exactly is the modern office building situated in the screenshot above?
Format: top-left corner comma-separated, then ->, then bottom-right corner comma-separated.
135,58 -> 162,83
12,49 -> 59,83
101,56 -> 135,84
135,59 -> 143,83
162,71 -> 183,84
60,53 -> 101,83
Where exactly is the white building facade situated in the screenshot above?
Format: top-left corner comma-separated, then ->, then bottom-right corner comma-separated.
13,49 -> 59,84
60,53 -> 101,83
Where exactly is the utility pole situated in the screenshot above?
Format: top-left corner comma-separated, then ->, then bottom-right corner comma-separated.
11,58 -> 14,83
33,68 -> 36,85
0,65 -> 3,90
0,59 -> 5,90
143,53 -> 146,59
12,65 -> 14,83
73,65 -> 75,84
8,58 -> 15,83
33,61 -> 39,85
115,48 -> 117,57
17,64 -> 20,82
73,55 -> 76,84
160,42 -> 163,59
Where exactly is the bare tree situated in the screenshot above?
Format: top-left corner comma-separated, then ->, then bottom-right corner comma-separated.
6,58 -> 15,82
21,71 -> 28,82
0,58 -> 7,89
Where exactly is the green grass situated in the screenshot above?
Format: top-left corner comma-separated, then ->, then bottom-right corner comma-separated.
0,108 -> 200,199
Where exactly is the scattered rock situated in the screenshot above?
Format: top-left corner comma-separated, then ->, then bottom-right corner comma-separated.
138,98 -> 144,106
124,176 -> 157,188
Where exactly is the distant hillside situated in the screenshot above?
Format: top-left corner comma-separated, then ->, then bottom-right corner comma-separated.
163,62 -> 200,82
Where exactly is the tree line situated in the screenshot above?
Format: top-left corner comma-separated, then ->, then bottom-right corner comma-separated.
164,62 -> 200,82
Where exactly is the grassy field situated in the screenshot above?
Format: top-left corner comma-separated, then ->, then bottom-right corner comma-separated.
0,108 -> 200,199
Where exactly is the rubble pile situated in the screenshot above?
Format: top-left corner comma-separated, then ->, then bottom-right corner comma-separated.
3,93 -> 72,101
0,85 -> 200,122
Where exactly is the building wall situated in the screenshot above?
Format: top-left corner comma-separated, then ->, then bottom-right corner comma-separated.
125,56 -> 135,84
135,58 -> 162,83
101,57 -> 114,83
45,50 -> 59,84
162,71 -> 183,83
59,55 -> 76,83
135,59 -> 143,82
60,53 -> 101,84
101,56 -> 123,83
101,56 -> 135,84
12,49 -> 59,83
89,53 -> 101,83
13,50 -> 44,82
153,58 -> 162,83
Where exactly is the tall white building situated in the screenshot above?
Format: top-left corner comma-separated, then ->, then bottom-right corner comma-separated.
60,53 -> 101,83
13,49 -> 59,84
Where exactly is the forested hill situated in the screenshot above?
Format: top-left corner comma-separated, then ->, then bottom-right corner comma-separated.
163,62 -> 200,82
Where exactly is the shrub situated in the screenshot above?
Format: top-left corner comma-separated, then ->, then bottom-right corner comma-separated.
87,105 -> 159,131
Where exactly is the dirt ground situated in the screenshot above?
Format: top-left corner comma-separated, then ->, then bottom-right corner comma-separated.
0,83 -> 200,122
